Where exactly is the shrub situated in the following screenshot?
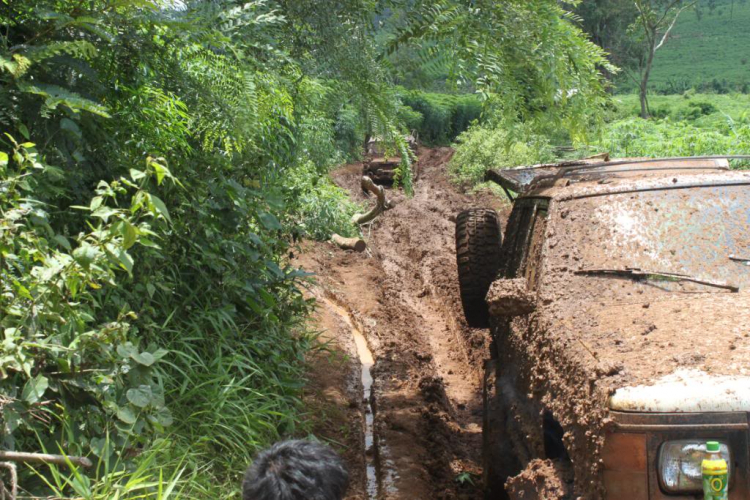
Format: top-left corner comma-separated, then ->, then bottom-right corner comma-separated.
592,117 -> 750,168
449,124 -> 555,186
398,88 -> 482,145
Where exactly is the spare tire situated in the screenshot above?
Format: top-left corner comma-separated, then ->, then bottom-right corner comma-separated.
455,208 -> 502,328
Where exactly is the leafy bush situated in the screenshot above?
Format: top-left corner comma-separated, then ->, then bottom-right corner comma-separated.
592,117 -> 750,168
0,0 -> 389,498
398,88 -> 482,145
284,160 -> 361,240
449,124 -> 555,186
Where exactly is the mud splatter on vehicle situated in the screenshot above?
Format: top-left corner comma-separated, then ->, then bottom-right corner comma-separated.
462,158 -> 750,499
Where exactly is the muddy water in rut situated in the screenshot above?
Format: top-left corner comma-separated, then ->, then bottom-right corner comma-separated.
298,148 -> 506,500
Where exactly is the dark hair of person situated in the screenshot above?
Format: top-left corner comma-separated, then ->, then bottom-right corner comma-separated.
242,439 -> 349,500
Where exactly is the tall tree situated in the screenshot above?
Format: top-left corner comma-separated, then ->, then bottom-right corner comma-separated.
388,0 -> 615,137
630,0 -> 697,118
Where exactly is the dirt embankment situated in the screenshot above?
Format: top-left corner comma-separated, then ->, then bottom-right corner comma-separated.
298,148 -> 505,499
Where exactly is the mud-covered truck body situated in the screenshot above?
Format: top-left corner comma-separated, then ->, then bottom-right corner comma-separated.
455,158 -> 750,499
362,134 -> 418,185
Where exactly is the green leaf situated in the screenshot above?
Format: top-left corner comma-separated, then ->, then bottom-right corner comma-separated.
155,407 -> 174,427
117,343 -> 137,358
18,124 -> 29,140
0,152 -> 7,167
149,195 -> 171,223
73,243 -> 100,269
130,169 -> 147,181
52,235 -> 72,251
60,118 -> 81,138
126,385 -> 153,408
21,375 -> 48,404
130,351 -> 156,367
91,206 -> 118,222
117,249 -> 134,273
259,289 -> 276,307
139,238 -> 161,249
258,212 -> 281,230
116,406 -> 137,425
122,222 -> 137,250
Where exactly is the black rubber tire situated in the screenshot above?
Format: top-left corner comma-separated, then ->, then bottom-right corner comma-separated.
455,208 -> 502,328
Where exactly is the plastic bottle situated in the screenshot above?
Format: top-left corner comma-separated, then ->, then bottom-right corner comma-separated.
702,441 -> 728,500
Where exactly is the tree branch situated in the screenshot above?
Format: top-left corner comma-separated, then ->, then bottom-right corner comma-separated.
352,176 -> 392,225
655,2 -> 695,52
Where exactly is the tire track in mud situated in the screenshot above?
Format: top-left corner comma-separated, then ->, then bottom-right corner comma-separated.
299,148 -> 507,499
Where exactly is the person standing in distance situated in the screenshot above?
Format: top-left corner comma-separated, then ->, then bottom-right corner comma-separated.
242,440 -> 349,500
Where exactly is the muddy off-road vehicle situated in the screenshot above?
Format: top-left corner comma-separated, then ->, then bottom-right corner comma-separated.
362,134 -> 418,185
455,157 -> 750,499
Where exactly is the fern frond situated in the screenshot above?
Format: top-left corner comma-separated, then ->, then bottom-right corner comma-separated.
18,83 -> 111,118
25,40 -> 98,64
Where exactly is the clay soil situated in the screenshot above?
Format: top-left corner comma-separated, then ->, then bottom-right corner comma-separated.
297,148 -> 506,499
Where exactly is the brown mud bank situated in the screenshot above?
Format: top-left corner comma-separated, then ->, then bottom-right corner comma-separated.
298,148 -> 505,499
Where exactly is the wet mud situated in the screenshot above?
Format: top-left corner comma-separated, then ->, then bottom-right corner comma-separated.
298,148 -> 505,499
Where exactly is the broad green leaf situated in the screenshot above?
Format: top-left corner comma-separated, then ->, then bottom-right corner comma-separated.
130,169 -> 146,181
155,407 -> 174,427
91,206 -> 118,222
21,375 -> 48,404
149,195 -> 171,223
130,351 -> 156,366
258,212 -> 281,230
122,222 -> 137,250
116,406 -> 137,425
60,118 -> 81,138
0,152 -> 7,167
117,344 -> 137,358
126,385 -> 152,408
73,243 -> 100,268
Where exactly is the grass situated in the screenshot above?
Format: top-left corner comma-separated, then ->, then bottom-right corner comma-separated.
612,93 -> 750,123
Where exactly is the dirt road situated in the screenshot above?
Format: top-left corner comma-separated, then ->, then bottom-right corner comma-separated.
298,148 -> 506,499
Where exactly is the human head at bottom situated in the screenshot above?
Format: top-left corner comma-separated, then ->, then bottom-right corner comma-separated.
242,439 -> 349,500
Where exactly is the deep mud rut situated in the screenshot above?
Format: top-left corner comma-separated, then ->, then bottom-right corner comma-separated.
297,148 -> 506,500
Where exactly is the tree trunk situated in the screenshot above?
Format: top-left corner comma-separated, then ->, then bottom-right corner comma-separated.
639,43 -> 656,119
330,234 -> 367,252
352,176 -> 392,225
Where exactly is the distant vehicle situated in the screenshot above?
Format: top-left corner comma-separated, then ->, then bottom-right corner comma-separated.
455,157 -> 750,499
362,133 -> 418,185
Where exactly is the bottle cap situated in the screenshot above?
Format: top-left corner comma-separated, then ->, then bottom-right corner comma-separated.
706,441 -> 721,453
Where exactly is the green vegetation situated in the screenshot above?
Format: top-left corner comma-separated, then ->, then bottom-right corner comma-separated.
1,0 -> 612,498
449,125 -> 554,186
398,89 -> 482,145
613,93 -> 750,122
449,91 -> 750,184
625,0 -> 750,94
597,93 -> 750,166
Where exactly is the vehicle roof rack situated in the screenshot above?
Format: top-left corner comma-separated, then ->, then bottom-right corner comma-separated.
485,155 -> 750,201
